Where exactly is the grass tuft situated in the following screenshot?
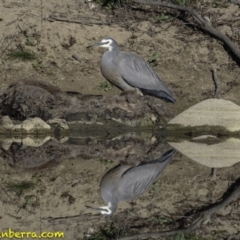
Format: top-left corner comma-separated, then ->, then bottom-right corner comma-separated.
98,81 -> 112,92
7,180 -> 34,196
7,49 -> 36,61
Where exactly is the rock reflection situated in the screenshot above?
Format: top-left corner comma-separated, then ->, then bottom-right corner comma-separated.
0,139 -> 73,169
87,149 -> 176,215
169,136 -> 240,168
0,132 -> 171,169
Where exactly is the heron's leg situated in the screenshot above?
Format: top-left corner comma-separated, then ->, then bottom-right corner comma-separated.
120,88 -> 143,96
116,79 -> 136,91
120,88 -> 143,103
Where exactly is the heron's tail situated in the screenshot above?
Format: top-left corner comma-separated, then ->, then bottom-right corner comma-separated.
152,148 -> 177,165
140,89 -> 176,103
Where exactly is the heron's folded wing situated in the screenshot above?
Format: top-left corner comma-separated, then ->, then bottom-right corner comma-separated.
118,149 -> 176,201
118,52 -> 167,91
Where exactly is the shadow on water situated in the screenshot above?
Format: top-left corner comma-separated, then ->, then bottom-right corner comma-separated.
0,130 -> 240,240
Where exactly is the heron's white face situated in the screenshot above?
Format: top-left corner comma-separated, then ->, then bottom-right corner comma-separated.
99,38 -> 113,51
86,202 -> 116,215
99,202 -> 114,215
100,206 -> 112,215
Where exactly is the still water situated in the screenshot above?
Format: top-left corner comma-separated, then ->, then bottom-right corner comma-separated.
0,130 -> 239,240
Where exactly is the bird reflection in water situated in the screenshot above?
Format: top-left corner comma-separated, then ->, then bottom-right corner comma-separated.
87,149 -> 176,215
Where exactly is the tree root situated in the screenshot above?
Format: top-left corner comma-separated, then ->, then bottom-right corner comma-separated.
132,0 -> 240,62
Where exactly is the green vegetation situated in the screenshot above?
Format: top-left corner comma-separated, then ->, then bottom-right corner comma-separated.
7,49 -> 36,61
172,0 -> 195,6
149,14 -> 173,23
32,58 -> 44,71
98,81 -> 112,92
212,1 -> 230,8
24,194 -> 37,204
7,180 -> 34,196
148,52 -> 160,63
98,159 -> 113,165
211,230 -> 228,238
150,183 -> 159,193
84,224 -> 119,240
32,62 -> 43,70
25,37 -> 37,46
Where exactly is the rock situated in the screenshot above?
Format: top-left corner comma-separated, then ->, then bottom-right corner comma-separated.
47,118 -> 69,129
168,99 -> 240,132
1,116 -> 13,129
14,117 -> 51,131
0,80 -> 174,127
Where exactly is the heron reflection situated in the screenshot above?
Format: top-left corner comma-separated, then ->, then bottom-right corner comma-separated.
87,149 -> 176,215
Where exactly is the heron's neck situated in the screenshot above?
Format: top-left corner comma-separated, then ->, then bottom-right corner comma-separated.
107,46 -> 119,52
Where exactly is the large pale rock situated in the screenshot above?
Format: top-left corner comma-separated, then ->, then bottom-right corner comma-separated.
1,116 -> 13,129
168,99 -> 240,132
14,117 -> 51,131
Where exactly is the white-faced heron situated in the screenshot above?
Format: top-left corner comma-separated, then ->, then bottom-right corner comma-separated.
86,149 -> 176,215
87,37 -> 176,103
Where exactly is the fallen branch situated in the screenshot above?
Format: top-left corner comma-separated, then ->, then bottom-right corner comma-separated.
118,182 -> 240,240
132,0 -> 240,62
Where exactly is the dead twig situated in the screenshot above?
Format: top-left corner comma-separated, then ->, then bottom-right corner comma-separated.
72,54 -> 81,62
211,65 -> 220,98
132,0 -> 240,62
45,16 -> 105,26
42,213 -> 99,223
5,212 -> 22,220
118,183 -> 240,240
5,11 -> 28,26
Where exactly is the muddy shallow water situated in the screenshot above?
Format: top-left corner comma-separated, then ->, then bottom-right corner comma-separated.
0,130 -> 239,240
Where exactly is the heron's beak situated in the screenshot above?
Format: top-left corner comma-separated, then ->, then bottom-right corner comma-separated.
85,205 -> 103,211
86,42 -> 104,48
85,205 -> 109,213
87,41 -> 109,48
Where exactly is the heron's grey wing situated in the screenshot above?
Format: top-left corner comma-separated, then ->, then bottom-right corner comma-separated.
117,52 -> 176,103
117,52 -> 167,90
118,149 -> 176,201
100,164 -> 132,203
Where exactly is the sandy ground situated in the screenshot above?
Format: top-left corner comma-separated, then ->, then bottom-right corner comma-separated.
0,0 -> 240,239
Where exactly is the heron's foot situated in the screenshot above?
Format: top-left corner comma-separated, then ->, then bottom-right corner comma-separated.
120,88 -> 142,103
